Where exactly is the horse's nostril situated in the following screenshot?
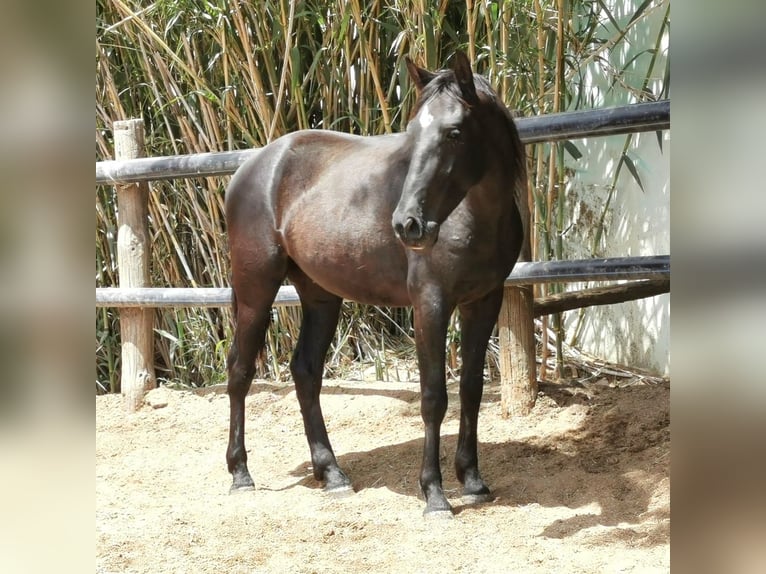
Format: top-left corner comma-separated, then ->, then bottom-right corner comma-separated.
403,217 -> 422,239
393,215 -> 433,246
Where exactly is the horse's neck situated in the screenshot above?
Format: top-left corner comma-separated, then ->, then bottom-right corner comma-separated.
468,158 -> 519,215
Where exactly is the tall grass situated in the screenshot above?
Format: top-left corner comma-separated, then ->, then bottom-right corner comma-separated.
96,0 -> 669,391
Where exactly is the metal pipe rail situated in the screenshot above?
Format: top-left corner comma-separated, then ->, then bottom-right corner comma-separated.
96,101 -> 669,185
96,255 -> 669,308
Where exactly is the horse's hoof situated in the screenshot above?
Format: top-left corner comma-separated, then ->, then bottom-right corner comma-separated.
422,495 -> 454,519
461,477 -> 492,505
461,491 -> 493,505
229,482 -> 255,494
423,508 -> 454,520
322,467 -> 352,496
229,473 -> 255,494
324,483 -> 355,498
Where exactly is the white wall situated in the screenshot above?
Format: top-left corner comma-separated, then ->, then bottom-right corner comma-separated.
562,131 -> 670,375
557,0 -> 670,375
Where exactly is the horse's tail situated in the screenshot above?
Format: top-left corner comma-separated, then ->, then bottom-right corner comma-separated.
230,285 -> 238,317
226,287 -> 238,371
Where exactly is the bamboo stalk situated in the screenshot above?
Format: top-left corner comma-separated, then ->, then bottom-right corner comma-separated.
268,0 -> 297,141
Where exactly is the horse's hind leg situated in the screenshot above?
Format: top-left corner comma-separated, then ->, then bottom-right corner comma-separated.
226,279 -> 283,492
289,274 -> 351,493
455,287 -> 504,503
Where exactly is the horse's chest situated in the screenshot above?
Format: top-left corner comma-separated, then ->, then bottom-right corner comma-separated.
438,228 -> 517,297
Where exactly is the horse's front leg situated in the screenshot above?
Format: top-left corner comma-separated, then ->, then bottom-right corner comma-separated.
412,288 -> 454,516
455,287 -> 504,503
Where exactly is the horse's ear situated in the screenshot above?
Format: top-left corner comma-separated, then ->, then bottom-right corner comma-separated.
405,57 -> 437,92
452,51 -> 478,104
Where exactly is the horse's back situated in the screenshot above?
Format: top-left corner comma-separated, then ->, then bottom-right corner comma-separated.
225,130 -> 412,306
226,130 -> 404,219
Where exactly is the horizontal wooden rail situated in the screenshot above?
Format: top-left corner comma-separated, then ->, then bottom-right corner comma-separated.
533,279 -> 669,317
96,255 -> 669,308
96,101 -> 669,185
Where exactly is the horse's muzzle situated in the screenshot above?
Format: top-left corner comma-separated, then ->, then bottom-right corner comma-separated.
392,216 -> 439,250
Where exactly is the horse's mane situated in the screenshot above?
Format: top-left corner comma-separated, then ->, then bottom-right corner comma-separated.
471,74 -> 527,188
412,69 -> 467,112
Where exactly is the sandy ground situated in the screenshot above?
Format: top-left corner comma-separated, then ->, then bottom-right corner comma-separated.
96,376 -> 669,573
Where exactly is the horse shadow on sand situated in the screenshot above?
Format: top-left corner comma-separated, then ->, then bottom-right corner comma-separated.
280,381 -> 669,546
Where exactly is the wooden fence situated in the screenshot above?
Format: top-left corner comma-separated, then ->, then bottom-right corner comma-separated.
96,101 -> 670,412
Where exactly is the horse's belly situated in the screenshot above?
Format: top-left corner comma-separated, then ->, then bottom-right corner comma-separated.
285,231 -> 411,306
291,257 -> 410,306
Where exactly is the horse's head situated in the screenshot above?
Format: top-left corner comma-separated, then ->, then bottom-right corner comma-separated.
392,51 -> 488,250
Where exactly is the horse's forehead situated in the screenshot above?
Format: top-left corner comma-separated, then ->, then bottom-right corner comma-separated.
418,96 -> 464,128
418,103 -> 435,128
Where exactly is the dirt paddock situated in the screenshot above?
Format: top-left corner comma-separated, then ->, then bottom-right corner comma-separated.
96,376 -> 669,573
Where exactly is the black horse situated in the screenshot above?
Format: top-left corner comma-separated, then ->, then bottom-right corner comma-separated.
224,51 -> 526,516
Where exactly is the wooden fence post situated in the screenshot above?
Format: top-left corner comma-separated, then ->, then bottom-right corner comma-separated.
498,183 -> 537,417
113,119 -> 156,411
498,285 -> 536,416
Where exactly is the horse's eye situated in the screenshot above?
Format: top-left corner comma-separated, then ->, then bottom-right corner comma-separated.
447,128 -> 462,140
